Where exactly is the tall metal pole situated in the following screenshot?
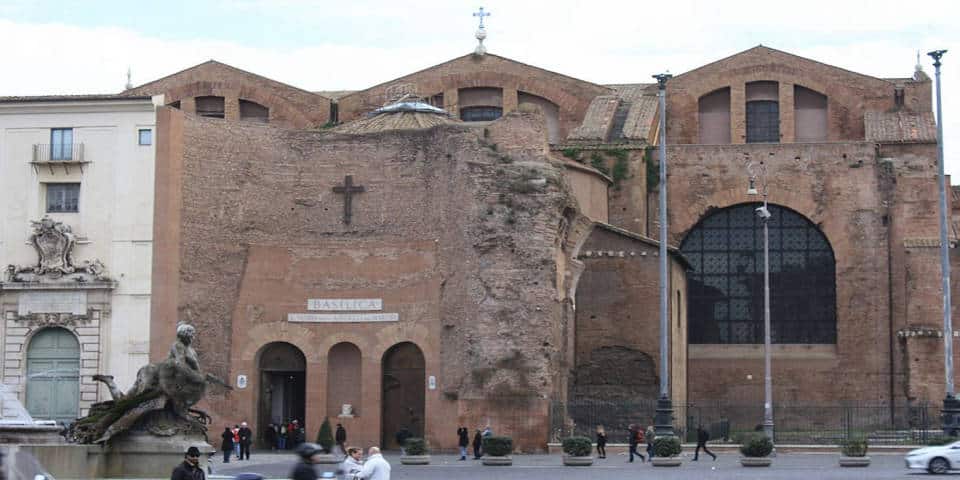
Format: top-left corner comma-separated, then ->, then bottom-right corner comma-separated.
762,183 -> 774,442
653,72 -> 674,437
929,50 -> 958,432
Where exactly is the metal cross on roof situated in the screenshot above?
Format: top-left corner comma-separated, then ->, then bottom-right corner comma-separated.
473,7 -> 490,29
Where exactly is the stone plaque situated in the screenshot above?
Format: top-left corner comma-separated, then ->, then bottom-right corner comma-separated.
288,313 -> 399,323
18,291 -> 87,315
307,298 -> 382,311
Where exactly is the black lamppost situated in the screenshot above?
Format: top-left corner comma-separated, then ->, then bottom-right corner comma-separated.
653,72 -> 675,437
928,49 -> 958,433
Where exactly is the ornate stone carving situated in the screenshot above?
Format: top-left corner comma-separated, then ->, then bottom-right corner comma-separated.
19,311 -> 93,327
5,217 -> 110,283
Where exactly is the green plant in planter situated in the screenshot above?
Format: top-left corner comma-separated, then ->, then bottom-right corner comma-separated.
927,436 -> 954,446
561,436 -> 593,457
840,437 -> 868,457
739,433 -> 773,458
654,436 -> 682,457
316,417 -> 334,454
405,438 -> 428,456
482,436 -> 513,456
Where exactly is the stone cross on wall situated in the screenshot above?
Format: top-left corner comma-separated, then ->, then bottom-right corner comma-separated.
332,175 -> 365,225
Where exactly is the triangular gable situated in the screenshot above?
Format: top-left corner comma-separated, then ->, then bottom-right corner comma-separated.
125,60 -> 329,100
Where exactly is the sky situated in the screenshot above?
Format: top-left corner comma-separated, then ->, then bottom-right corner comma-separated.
0,0 -> 957,180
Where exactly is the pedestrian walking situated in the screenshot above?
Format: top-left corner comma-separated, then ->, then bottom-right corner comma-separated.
357,447 -> 391,480
290,443 -> 322,480
279,422 -> 288,450
238,422 -> 253,460
341,446 -> 363,480
395,426 -> 412,455
264,423 -> 277,450
692,425 -> 716,461
645,424 -> 656,460
170,446 -> 206,480
231,425 -> 240,459
472,429 -> 483,459
336,423 -> 348,457
595,425 -> 607,459
457,426 -> 469,460
220,426 -> 234,464
627,424 -> 645,463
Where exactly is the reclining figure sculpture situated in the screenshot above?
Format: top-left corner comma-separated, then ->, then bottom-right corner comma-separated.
69,323 -> 229,444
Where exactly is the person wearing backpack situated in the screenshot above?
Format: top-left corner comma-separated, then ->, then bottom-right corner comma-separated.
693,425 -> 716,461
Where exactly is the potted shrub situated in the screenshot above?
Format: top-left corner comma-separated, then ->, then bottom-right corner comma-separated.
838,436 -> 870,467
481,436 -> 513,466
561,436 -> 593,466
313,417 -> 339,464
739,433 -> 773,467
651,436 -> 683,467
400,437 -> 431,465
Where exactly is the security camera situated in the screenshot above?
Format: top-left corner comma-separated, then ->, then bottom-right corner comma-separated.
755,206 -> 771,219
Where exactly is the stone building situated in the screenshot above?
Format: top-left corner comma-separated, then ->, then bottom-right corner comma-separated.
0,95 -> 159,423
137,44 -> 951,449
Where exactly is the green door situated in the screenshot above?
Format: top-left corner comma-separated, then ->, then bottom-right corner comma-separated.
26,327 -> 80,424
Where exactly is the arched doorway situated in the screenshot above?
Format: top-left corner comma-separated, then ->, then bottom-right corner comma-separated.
26,327 -> 80,424
381,342 -> 425,449
258,342 -> 306,447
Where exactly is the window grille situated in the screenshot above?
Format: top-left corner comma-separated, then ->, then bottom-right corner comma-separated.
746,101 -> 779,143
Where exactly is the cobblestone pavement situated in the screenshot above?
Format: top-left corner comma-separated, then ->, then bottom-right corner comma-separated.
208,450 -> 943,479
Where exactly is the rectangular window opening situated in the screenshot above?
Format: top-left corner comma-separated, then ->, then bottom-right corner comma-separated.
50,128 -> 74,161
138,129 -> 152,146
46,183 -> 80,213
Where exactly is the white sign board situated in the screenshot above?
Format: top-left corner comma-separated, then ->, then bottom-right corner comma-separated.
288,313 -> 399,323
307,298 -> 382,311
236,375 -> 248,389
428,376 -> 437,390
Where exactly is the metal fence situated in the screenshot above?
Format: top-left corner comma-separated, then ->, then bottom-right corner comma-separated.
550,398 -> 942,445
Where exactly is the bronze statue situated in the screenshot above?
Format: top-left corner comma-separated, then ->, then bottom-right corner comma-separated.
70,323 -> 229,444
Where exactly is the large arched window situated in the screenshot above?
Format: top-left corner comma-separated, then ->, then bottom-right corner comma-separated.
680,203 -> 836,344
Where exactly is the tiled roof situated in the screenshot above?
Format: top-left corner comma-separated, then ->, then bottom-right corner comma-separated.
331,110 -> 458,134
567,95 -> 619,141
865,111 -> 937,143
0,93 -> 150,103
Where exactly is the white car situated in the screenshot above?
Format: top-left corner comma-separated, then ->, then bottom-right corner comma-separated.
905,441 -> 960,474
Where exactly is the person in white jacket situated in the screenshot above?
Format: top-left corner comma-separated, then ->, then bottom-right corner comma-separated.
357,447 -> 391,480
341,447 -> 363,480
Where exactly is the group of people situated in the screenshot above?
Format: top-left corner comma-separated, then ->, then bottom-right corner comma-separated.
219,422 -> 253,463
456,425 -> 492,460
263,419 -> 307,451
595,423 -> 716,462
293,443 -> 391,480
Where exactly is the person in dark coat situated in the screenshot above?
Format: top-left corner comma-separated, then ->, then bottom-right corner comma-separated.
171,446 -> 205,480
627,424 -> 645,463
264,423 -> 277,450
595,425 -> 607,459
220,427 -> 234,464
238,422 -> 253,460
472,429 -> 483,459
395,426 -> 412,455
457,426 -> 469,460
335,423 -> 347,457
290,443 -> 321,480
692,425 -> 716,461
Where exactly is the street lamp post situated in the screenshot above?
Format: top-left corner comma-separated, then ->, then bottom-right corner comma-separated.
747,161 -> 775,442
653,72 -> 674,437
928,49 -> 959,432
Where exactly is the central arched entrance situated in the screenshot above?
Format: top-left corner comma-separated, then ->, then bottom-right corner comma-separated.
257,342 -> 306,447
25,327 -> 80,424
381,342 -> 425,449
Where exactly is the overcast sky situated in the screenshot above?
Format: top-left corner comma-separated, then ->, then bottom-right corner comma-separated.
1,0 -> 957,180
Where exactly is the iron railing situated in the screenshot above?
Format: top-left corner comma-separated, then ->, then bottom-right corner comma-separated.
550,398 -> 942,445
32,143 -> 85,163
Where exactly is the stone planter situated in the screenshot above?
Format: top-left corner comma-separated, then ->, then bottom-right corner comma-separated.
740,457 -> 772,467
651,457 -> 682,467
838,456 -> 870,467
400,455 -> 431,465
562,455 -> 593,466
482,455 -> 513,466
314,453 -> 340,464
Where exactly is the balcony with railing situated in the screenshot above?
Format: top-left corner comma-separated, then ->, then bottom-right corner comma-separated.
31,143 -> 89,173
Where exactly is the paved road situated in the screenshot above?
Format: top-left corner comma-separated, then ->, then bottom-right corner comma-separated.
210,451 -> 950,479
